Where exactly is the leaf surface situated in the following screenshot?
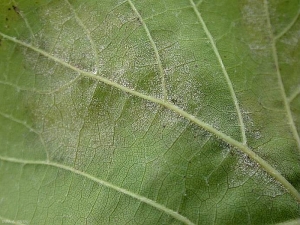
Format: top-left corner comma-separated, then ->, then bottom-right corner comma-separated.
0,0 -> 300,224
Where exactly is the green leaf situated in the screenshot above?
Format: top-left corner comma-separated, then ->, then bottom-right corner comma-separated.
0,0 -> 299,224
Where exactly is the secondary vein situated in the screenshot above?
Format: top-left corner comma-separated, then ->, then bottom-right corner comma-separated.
128,0 -> 168,101
264,0 -> 300,152
288,86 -> 300,103
274,5 -> 300,40
189,0 -> 247,145
0,155 -> 195,225
0,111 -> 49,161
12,0 -> 36,43
64,0 -> 99,74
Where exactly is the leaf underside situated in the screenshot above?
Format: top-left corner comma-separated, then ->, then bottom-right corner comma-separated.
0,0 -> 300,224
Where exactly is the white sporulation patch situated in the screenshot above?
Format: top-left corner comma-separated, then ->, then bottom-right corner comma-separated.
241,0 -> 272,58
229,149 -> 286,198
240,108 -> 263,142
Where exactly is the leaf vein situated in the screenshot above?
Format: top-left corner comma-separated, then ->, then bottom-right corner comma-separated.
0,111 -> 49,161
128,0 -> 168,101
0,155 -> 195,225
189,0 -> 247,145
288,85 -> 300,103
0,76 -> 81,94
0,31 -> 299,203
264,0 -> 300,152
64,0 -> 99,73
12,0 -> 36,42
275,5 -> 300,40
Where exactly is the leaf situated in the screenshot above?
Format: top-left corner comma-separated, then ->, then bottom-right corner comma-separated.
0,0 -> 299,224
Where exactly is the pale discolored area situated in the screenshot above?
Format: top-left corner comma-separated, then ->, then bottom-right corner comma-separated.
0,0 -> 299,225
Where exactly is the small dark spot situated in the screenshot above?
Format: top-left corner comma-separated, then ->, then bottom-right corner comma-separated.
195,64 -> 198,68
171,98 -> 177,104
162,124 -> 166,128
12,5 -> 20,15
136,17 -> 142,25
8,7 -> 11,10
6,17 -> 8,21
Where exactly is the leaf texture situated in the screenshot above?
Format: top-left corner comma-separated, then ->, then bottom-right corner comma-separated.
0,0 -> 300,224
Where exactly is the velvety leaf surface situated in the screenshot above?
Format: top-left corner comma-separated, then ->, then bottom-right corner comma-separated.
0,0 -> 299,224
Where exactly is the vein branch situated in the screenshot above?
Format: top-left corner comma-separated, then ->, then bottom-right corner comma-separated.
12,0 -> 36,42
287,85 -> 300,103
64,0 -> 99,73
127,0 -> 168,101
0,31 -> 300,203
189,0 -> 247,145
275,5 -> 300,40
264,0 -> 300,152
0,76 -> 81,94
0,111 -> 49,161
0,111 -> 39,134
0,155 -> 195,225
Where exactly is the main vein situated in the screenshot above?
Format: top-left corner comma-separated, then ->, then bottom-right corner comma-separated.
0,31 -> 300,203
127,0 -> 168,101
189,0 -> 247,145
0,155 -> 195,225
264,0 -> 300,152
